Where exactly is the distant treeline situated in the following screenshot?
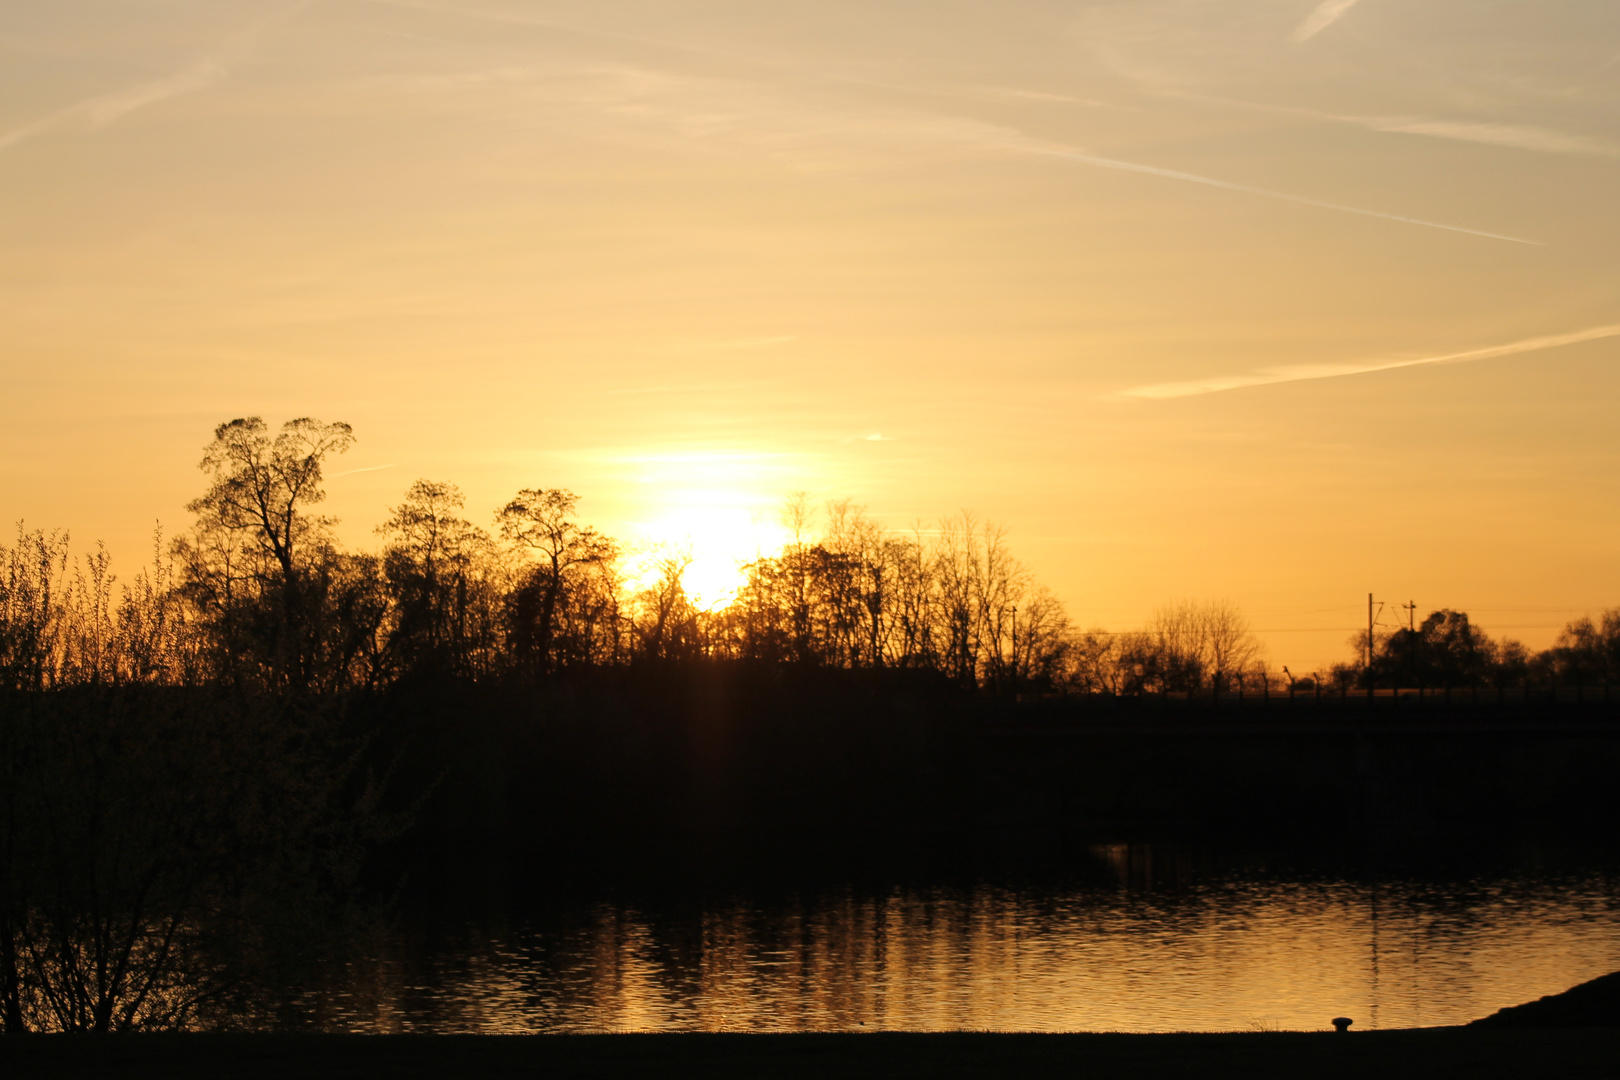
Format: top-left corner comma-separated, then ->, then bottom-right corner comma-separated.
4,416 -> 1619,697
5,417 -> 1620,1033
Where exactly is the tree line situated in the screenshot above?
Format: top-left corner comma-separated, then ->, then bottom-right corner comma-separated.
5,415 -> 1620,1032
1323,607 -> 1620,694
0,415 -> 1219,696
4,416 -> 1619,697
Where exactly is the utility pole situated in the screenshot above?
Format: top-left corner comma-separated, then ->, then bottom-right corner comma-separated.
1010,605 -> 1018,694
1367,592 -> 1375,701
1402,600 -> 1417,691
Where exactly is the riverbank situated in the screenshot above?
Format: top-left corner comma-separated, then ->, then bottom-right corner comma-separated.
10,972 -> 1618,1078
1471,969 -> 1620,1027
4,1029 -> 1617,1079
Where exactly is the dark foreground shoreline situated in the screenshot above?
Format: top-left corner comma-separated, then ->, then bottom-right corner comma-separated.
7,972 -> 1620,1078
5,1029 -> 1620,1079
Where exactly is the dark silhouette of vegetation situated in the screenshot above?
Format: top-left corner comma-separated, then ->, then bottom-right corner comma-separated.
3,419 -> 1103,694
29,413 -> 1606,699
6,414 -> 1620,1032
1471,969 -> 1620,1028
1330,606 -> 1620,695
175,418 -> 360,692
0,688 -> 388,1032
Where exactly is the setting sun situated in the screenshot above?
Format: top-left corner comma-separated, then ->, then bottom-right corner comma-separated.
627,503 -> 793,610
613,450 -> 796,609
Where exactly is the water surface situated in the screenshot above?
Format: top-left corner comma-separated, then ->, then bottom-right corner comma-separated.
302,846 -> 1620,1033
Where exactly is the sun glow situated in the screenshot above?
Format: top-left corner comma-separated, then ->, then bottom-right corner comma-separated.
615,451 -> 798,610
628,502 -> 791,610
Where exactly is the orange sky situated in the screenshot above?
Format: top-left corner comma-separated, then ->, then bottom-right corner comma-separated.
4,1 -> 1618,670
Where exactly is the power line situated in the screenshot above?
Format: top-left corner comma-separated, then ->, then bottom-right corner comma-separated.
1072,624 -> 1580,635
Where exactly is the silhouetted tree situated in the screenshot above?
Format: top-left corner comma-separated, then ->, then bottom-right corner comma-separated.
174,418 -> 355,689
1545,609 -> 1620,685
1364,609 -> 1498,690
378,480 -> 494,678
1008,586 -> 1073,694
630,548 -> 701,662
496,489 -> 616,673
1067,629 -> 1130,695
934,513 -> 984,688
1199,600 -> 1261,693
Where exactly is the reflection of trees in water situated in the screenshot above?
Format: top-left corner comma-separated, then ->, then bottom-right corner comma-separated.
0,690 -> 391,1032
303,868 -> 1620,1033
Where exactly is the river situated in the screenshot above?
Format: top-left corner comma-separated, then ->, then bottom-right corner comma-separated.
286,840 -> 1620,1033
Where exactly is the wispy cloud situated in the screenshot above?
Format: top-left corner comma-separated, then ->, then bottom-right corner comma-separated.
346,7 -> 1536,246
1117,324 -> 1620,400
0,59 -> 226,152
967,85 -> 1134,110
363,56 -> 1538,246
1293,0 -> 1364,43
1367,118 -> 1620,158
0,3 -> 307,154
1030,146 -> 1540,245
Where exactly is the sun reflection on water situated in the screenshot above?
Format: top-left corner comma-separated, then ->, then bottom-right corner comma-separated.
305,860 -> 1620,1033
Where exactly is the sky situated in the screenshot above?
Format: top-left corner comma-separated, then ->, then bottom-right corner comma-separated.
3,0 -> 1618,669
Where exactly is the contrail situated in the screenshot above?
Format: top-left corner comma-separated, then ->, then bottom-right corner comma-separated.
0,2 -> 310,153
0,60 -> 226,152
169,0 -> 1527,248
1031,147 -> 1541,246
1169,92 -> 1620,160
333,1 -> 1531,246
329,463 -> 399,477
1117,324 -> 1620,401
1294,0 -> 1364,42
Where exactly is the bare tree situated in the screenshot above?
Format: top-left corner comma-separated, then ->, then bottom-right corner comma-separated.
1146,599 -> 1262,693
378,481 -> 492,676
631,547 -> 698,662
1148,601 -> 1205,692
179,418 -> 355,687
1065,629 -> 1119,695
1200,599 -> 1261,693
187,418 -> 355,596
887,526 -> 939,670
1009,585 -> 1071,693
496,489 -> 615,671
934,513 -> 983,687
779,493 -> 817,662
